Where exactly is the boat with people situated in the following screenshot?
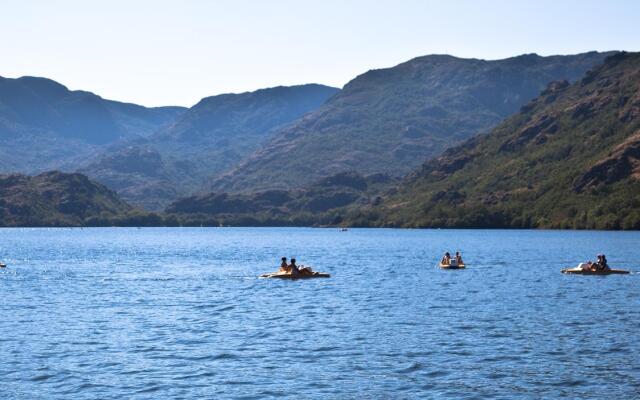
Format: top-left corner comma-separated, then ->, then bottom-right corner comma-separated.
561,267 -> 629,275
439,251 -> 465,269
260,271 -> 331,279
562,253 -> 630,275
439,262 -> 465,269
260,257 -> 330,279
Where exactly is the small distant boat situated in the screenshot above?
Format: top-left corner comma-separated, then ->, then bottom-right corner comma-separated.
561,267 -> 630,275
0,262 -> 6,268
340,228 -> 348,231
260,271 -> 330,279
439,263 -> 465,269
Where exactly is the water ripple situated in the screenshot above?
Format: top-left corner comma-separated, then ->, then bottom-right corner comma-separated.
1,227 -> 639,399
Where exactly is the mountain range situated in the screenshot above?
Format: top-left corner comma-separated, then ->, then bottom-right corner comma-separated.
0,76 -> 185,173
3,50 -> 640,230
210,52 -> 614,193
352,52 -> 640,229
79,84 -> 338,209
1,52 -> 613,212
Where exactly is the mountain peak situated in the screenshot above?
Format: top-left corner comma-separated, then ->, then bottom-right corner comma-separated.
196,83 -> 338,107
0,75 -> 71,101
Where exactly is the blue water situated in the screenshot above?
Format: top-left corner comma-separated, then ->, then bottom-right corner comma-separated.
1,228 -> 639,399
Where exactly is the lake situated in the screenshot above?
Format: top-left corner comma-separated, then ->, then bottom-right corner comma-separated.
1,228 -> 639,399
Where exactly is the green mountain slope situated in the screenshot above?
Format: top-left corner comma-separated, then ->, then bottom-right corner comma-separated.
0,171 -> 133,226
166,172 -> 394,226
0,76 -> 185,172
211,52 -> 614,193
80,84 -> 338,210
359,52 -> 640,229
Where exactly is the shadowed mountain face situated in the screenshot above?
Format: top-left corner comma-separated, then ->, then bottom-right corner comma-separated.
0,171 -> 132,226
165,171 -> 396,226
210,52 -> 615,193
0,76 -> 185,172
80,84 -> 339,210
360,52 -> 640,230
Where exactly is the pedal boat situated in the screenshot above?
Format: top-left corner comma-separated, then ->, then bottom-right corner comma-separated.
439,263 -> 465,269
260,271 -> 330,279
561,267 -> 630,275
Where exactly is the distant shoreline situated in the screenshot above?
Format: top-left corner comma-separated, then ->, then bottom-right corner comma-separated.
1,224 -> 637,232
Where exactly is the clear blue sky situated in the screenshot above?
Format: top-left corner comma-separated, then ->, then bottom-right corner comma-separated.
1,0 -> 638,107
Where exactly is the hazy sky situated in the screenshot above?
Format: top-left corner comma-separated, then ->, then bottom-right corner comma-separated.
1,0 -> 639,107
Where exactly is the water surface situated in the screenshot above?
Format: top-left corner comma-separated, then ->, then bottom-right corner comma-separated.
1,228 -> 639,398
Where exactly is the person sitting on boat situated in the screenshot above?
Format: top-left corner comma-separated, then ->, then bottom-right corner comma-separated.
593,254 -> 610,271
299,265 -> 316,276
441,252 -> 451,266
455,251 -> 464,266
579,255 -> 606,272
290,258 -> 316,277
579,260 -> 595,271
589,254 -> 602,271
279,257 -> 290,272
289,258 -> 301,277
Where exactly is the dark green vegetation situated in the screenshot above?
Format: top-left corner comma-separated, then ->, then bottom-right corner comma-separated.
211,52 -> 613,193
352,52 -> 640,229
0,171 -> 132,226
0,170 -> 387,227
0,76 -> 185,172
166,172 -> 395,226
80,84 -> 338,210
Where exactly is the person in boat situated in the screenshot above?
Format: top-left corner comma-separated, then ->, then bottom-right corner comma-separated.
455,251 -> 464,266
441,252 -> 451,266
299,264 -> 316,276
289,258 -> 301,277
579,254 -> 609,272
593,254 -> 610,271
279,257 -> 290,272
289,258 -> 316,277
579,261 -> 595,271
